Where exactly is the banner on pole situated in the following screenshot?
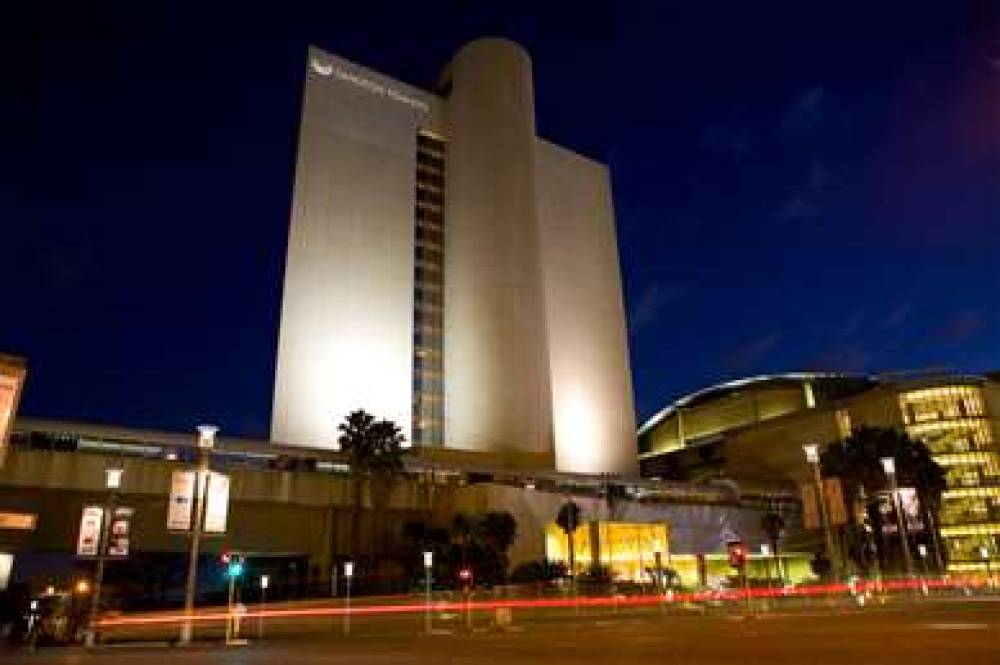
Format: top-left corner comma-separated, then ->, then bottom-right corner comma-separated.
168,469 -> 229,534
800,483 -> 820,530
77,505 -> 104,557
106,507 -> 134,557
204,472 -> 230,534
824,477 -> 848,526
168,470 -> 196,531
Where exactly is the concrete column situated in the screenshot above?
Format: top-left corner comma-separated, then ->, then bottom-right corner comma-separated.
443,38 -> 553,455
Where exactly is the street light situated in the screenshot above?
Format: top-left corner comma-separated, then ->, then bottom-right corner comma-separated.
917,543 -> 929,594
180,424 -> 217,645
259,575 -> 269,639
881,456 -> 915,580
803,444 -> 838,577
423,551 -> 433,634
85,466 -> 123,647
343,560 -> 353,635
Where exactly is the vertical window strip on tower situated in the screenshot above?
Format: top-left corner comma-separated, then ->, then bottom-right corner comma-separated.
412,130 -> 447,447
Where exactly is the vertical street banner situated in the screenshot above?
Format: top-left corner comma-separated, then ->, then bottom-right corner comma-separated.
823,477 -> 848,526
879,488 -> 924,533
800,483 -> 820,530
106,507 -> 134,557
77,505 -> 104,556
168,470 -> 196,531
167,469 -> 229,533
204,472 -> 230,534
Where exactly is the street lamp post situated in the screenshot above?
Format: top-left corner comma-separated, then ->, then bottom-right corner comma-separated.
980,545 -> 991,585
259,575 -> 269,639
803,444 -> 838,577
423,551 -> 433,634
881,457 -> 914,580
917,544 -> 929,594
84,467 -> 122,647
343,560 -> 353,635
180,424 -> 217,645
759,543 -> 772,586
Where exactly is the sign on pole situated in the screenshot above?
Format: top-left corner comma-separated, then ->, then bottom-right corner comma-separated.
77,506 -> 104,557
168,469 -> 229,533
800,483 -> 820,530
106,507 -> 134,557
823,477 -> 848,526
204,472 -> 230,534
168,470 -> 196,531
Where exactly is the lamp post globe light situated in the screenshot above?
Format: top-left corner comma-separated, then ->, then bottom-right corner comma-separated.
180,424 -> 218,645
802,444 -> 838,577
881,456 -> 915,580
423,551 -> 433,633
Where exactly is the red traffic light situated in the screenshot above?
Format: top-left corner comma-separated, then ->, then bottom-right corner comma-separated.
221,551 -> 231,564
727,541 -> 747,568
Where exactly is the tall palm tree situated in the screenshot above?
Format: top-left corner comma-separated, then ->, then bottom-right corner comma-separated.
556,501 -> 582,579
820,426 -> 945,574
477,512 -> 518,583
337,410 -> 407,568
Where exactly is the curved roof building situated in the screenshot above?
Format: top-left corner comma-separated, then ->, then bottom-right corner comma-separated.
639,370 -> 1000,572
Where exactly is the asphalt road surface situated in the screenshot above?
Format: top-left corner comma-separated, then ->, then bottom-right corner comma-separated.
9,599 -> 1000,664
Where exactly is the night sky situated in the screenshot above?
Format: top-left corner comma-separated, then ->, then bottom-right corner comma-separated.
6,2 -> 999,438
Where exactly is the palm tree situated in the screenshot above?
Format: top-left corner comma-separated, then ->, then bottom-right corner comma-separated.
820,426 -> 945,574
477,512 -> 518,583
555,501 -> 582,579
337,409 -> 407,568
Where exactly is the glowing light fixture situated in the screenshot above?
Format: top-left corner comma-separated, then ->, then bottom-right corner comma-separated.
105,468 -> 123,489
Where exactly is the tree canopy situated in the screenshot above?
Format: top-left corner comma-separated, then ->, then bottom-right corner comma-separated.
819,426 -> 945,507
337,409 -> 407,475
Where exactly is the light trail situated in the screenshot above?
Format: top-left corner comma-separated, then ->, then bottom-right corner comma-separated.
97,576 -> 988,629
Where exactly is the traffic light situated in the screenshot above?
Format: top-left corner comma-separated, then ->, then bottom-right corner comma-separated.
458,568 -> 473,585
222,552 -> 244,578
227,559 -> 244,578
727,541 -> 747,569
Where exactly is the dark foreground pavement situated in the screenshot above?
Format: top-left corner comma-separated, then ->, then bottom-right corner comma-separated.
9,599 -> 1000,664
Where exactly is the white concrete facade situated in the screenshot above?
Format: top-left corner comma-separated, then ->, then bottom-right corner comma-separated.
272,40 -> 637,475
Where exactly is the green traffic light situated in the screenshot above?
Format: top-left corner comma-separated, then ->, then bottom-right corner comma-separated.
228,562 -> 244,578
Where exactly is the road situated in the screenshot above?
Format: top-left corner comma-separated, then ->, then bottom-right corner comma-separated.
7,598 -> 1000,664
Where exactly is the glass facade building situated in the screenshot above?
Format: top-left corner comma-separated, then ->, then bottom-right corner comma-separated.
899,383 -> 1000,571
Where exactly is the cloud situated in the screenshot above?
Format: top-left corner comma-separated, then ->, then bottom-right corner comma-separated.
781,86 -> 826,135
629,283 -> 686,333
773,161 -> 830,224
700,115 -> 759,163
880,301 -> 915,330
934,312 -> 988,344
802,344 -> 869,373
774,196 -> 822,223
724,331 -> 783,371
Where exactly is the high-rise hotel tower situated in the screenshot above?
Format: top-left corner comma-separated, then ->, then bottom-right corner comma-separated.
272,39 -> 636,475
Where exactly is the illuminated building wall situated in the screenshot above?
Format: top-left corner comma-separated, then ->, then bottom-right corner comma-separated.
273,40 -> 636,474
0,355 -> 26,468
899,383 -> 1000,571
639,372 -> 1000,573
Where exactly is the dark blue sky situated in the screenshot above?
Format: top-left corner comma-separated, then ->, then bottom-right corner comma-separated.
6,2 -> 999,437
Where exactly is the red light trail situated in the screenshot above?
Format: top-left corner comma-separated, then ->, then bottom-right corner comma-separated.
97,576 -> 988,629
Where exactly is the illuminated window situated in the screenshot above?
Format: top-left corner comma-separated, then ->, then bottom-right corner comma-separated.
835,409 -> 852,440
